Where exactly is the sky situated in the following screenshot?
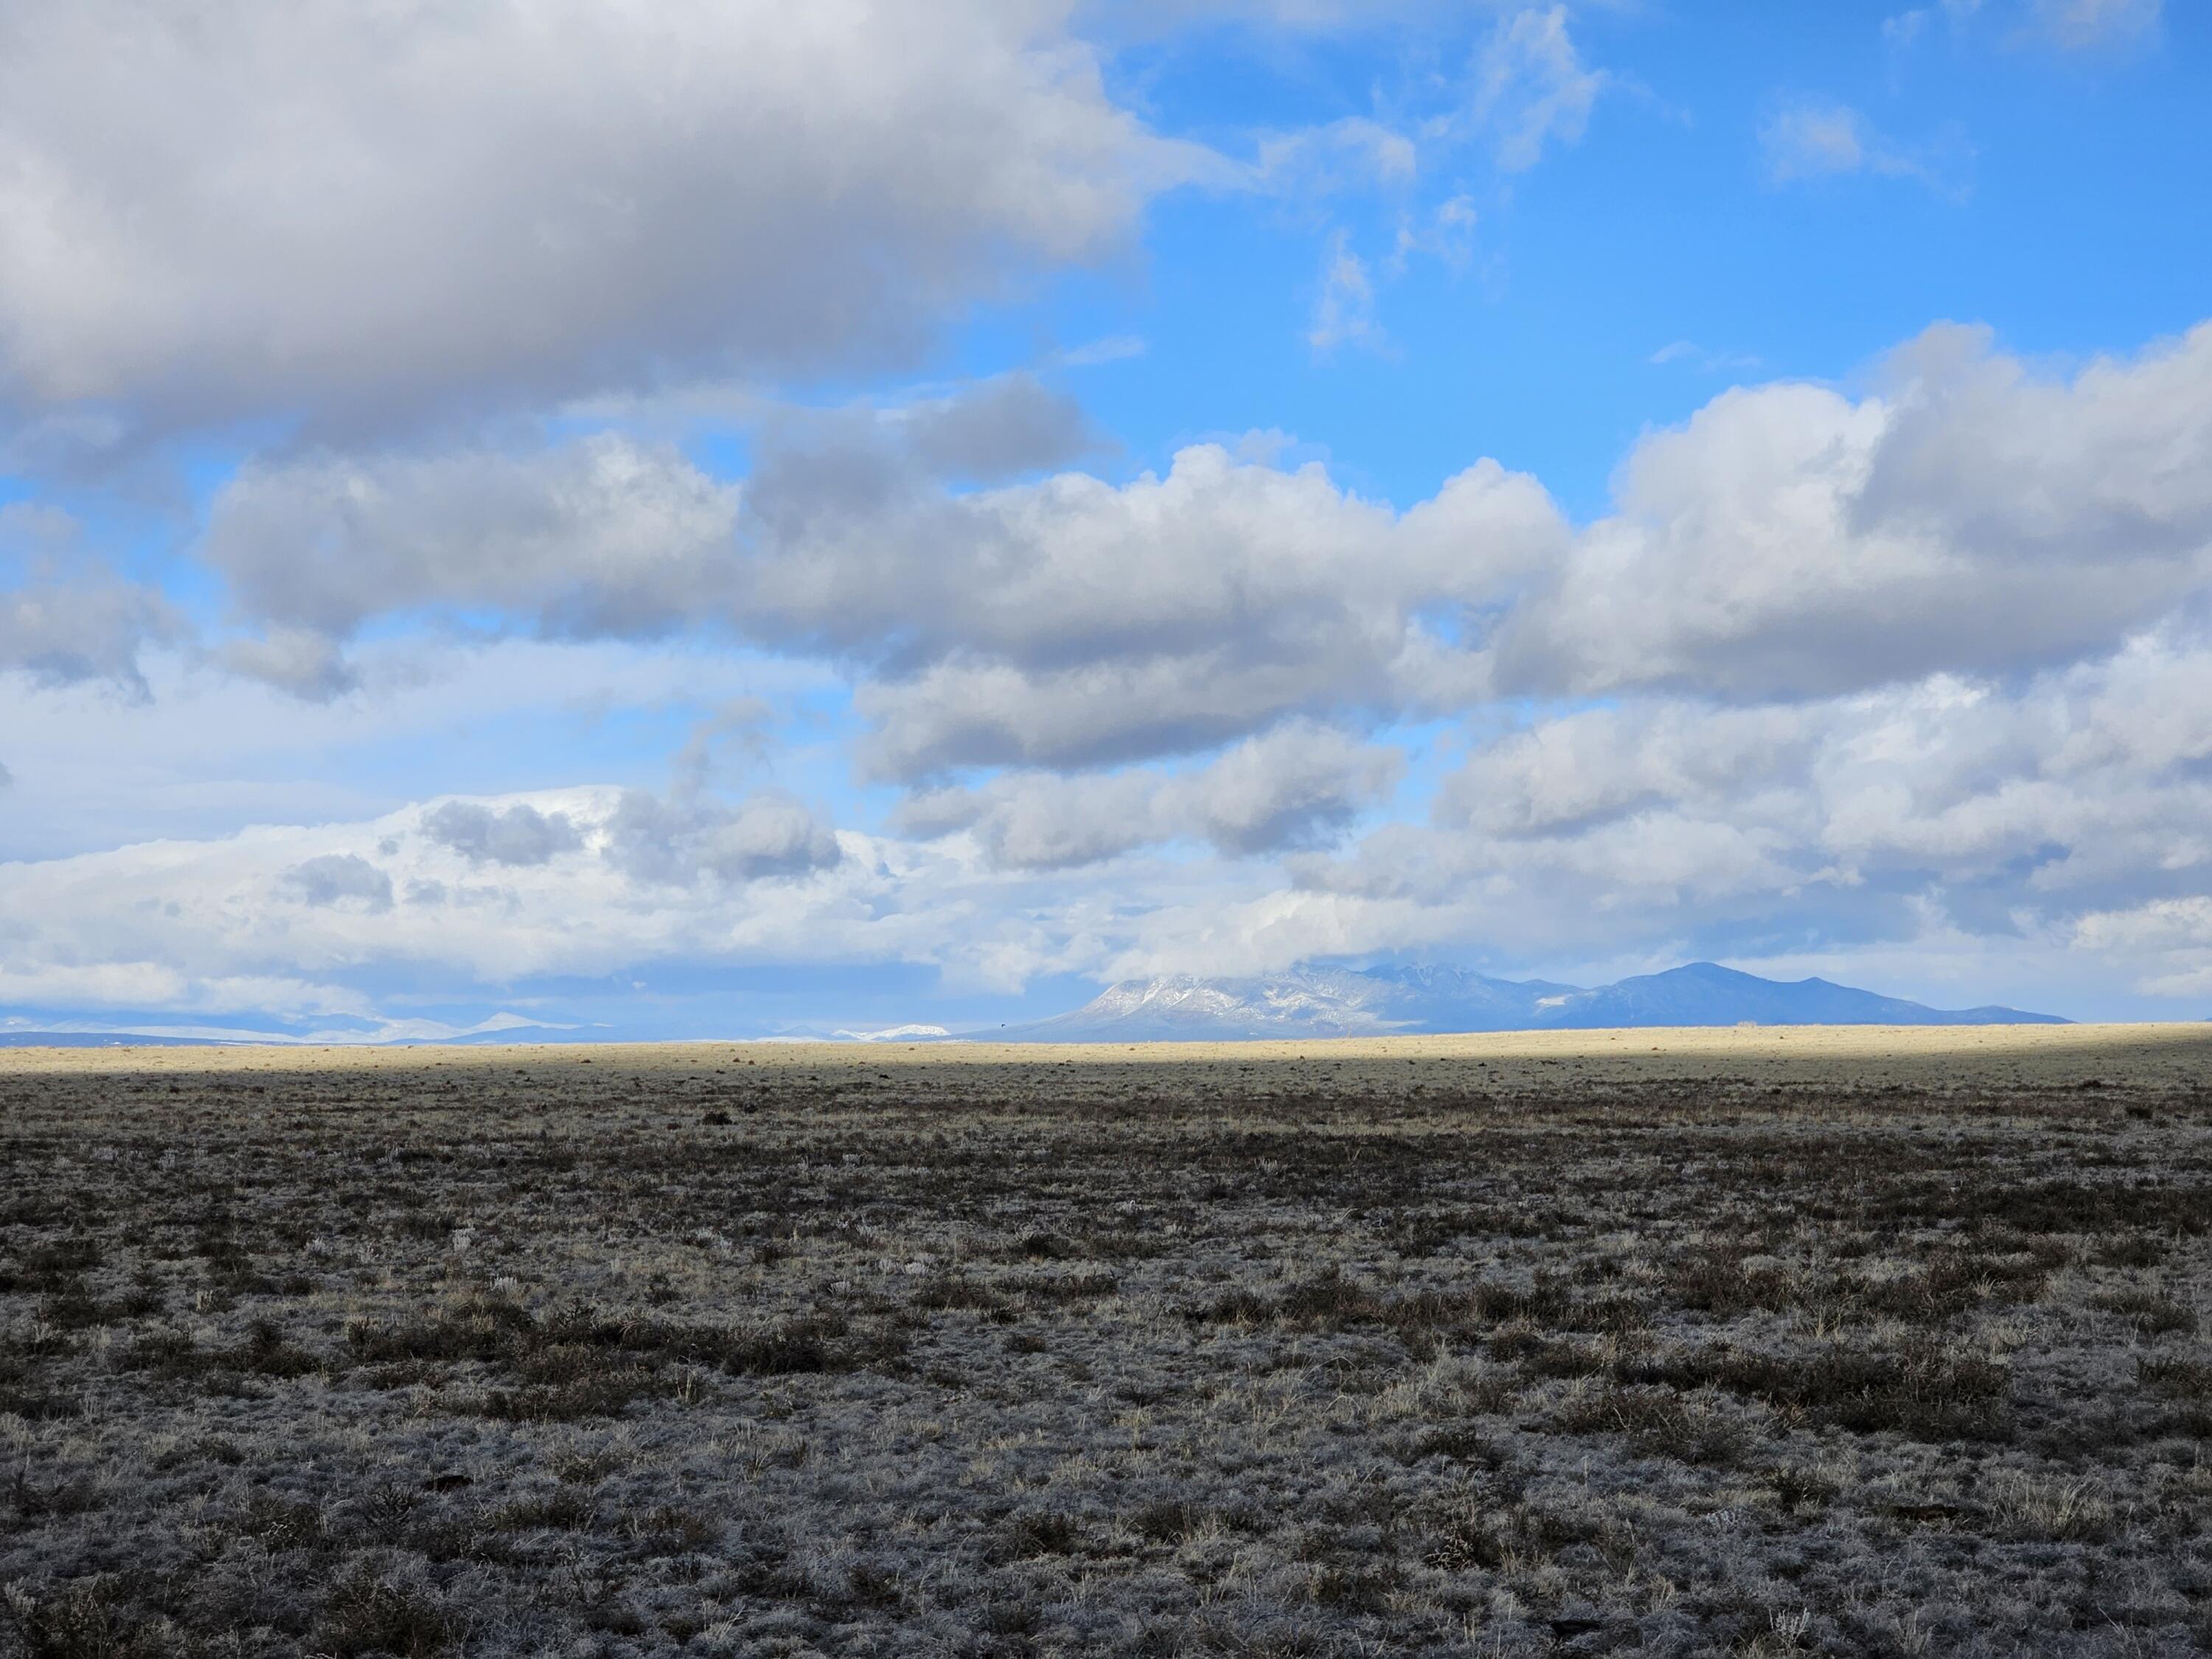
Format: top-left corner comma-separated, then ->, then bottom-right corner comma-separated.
3,0 -> 2211,1041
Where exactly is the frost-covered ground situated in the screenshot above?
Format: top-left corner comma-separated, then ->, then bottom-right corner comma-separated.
3,1028 -> 2211,1657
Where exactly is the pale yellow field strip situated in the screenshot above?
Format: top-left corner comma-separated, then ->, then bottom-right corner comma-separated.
4,1021 -> 2208,1091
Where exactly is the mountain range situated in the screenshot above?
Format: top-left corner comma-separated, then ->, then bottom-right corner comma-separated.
990,961 -> 2066,1042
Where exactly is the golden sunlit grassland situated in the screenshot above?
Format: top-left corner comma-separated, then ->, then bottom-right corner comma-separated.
4,1024 -> 2211,1657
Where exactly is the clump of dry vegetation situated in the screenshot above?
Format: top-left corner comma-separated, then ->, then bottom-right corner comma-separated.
2,1029 -> 2211,1655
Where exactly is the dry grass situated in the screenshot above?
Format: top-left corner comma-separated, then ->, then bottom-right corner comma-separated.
1,1025 -> 2211,1655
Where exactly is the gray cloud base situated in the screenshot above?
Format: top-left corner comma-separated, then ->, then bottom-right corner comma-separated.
419,801 -> 585,869
281,853 -> 394,913
894,722 -> 1406,869
0,0 -> 1198,434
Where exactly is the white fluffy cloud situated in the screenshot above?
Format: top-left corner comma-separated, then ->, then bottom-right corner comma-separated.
7,618 -> 2212,1020
897,721 -> 1405,868
0,0 -> 1198,431
194,319 -> 2212,777
0,634 -> 839,867
201,434 -> 1567,774
0,786 -> 858,1009
204,435 -> 742,641
602,790 -> 843,887
1269,628 -> 2212,993
1494,321 -> 2212,700
199,375 -> 1107,686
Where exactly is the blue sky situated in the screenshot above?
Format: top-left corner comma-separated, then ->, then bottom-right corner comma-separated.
3,0 -> 2211,1040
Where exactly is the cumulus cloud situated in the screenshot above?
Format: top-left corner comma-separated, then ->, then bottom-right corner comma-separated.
1493,321 -> 2212,700
898,375 -> 1105,482
1441,705 -> 1818,841
419,801 -> 585,868
897,721 -> 1405,869
0,579 -> 179,692
199,375 -> 1102,660
0,787 -> 873,1023
202,435 -> 741,641
1854,321 -> 2212,564
1264,630 -> 2212,987
192,319 -> 2212,779
216,626 -> 358,701
830,451 -> 1558,776
900,772 -> 1159,871
2076,897 -> 2212,996
9,623 -> 2212,1017
1178,723 -> 1408,854
72,0 -> 2212,1029
0,0 -> 1201,433
603,790 -> 842,886
789,317 -> 2211,764
0,502 -> 181,690
282,853 -> 394,912
0,963 -> 375,1020
204,430 -> 1565,775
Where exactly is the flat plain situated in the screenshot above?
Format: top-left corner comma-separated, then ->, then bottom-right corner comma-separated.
3,1024 -> 2211,1658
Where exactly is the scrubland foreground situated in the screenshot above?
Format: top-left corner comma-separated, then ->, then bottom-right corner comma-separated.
3,1028 -> 2212,1658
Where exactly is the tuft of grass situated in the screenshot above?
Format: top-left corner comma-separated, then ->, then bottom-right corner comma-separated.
1554,1382 -> 1753,1467
2093,1287 -> 2198,1337
343,1290 -> 902,1417
2136,1353 -> 2212,1398
314,1569 -> 451,1658
994,1509 -> 1088,1561
1,1576 -> 156,1659
1627,1337 -> 2011,1442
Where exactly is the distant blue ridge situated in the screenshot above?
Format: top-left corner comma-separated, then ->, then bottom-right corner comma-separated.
990,961 -> 2068,1042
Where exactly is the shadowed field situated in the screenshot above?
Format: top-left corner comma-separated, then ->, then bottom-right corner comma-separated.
3,1025 -> 2211,1657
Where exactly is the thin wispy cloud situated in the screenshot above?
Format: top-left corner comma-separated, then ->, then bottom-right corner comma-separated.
1759,97 -> 1975,198
1473,5 -> 1610,173
1885,0 -> 2162,54
1307,233 -> 1385,355
2026,0 -> 2161,50
1648,341 -> 1763,374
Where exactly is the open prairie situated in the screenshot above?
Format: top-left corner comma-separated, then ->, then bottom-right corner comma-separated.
4,1025 -> 2212,1658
